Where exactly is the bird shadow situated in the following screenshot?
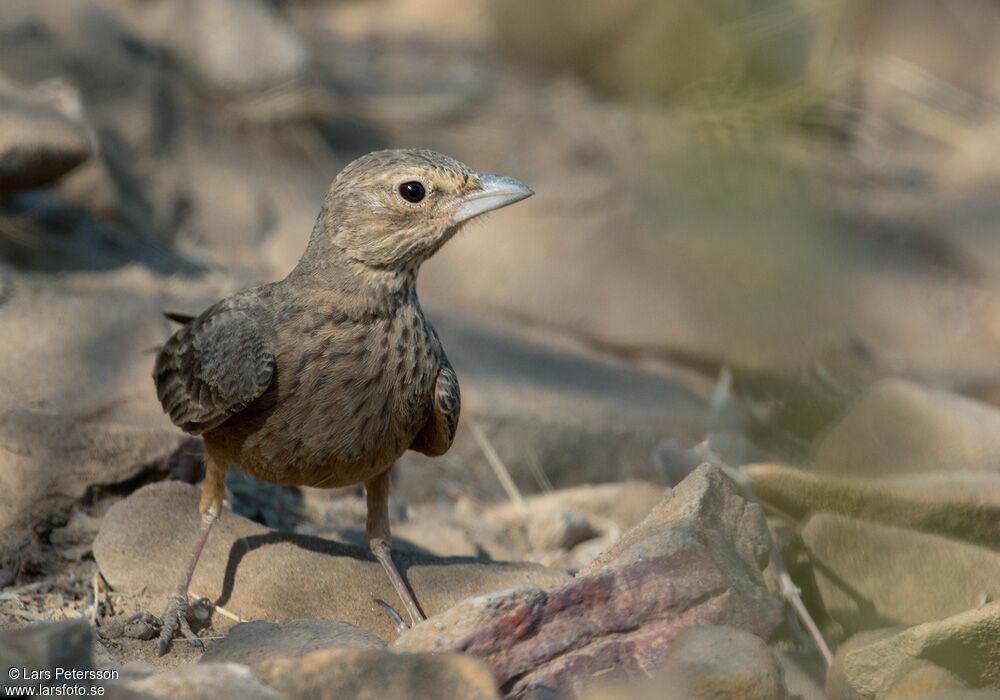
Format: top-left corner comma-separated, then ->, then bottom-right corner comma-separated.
213,531 -> 493,608
807,556 -> 900,632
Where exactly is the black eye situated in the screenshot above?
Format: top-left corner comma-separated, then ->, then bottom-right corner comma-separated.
398,181 -> 426,203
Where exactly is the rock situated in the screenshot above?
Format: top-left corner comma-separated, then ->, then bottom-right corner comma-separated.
880,660 -> 967,700
775,650 -> 826,700
0,287 -> 187,533
825,628 -> 893,700
255,648 -> 501,700
127,662 -> 281,700
488,481 -> 667,537
125,0 -> 310,94
201,619 -> 385,667
527,509 -> 599,552
50,509 -> 103,560
0,188 -> 201,276
561,532 -> 620,571
163,150 -> 278,256
394,465 -> 784,697
580,629 -> 793,700
0,620 -> 93,692
815,378 -> 1000,477
93,481 -> 571,642
0,73 -> 90,192
469,482 -> 667,568
0,408 -> 183,537
655,625 -> 787,700
303,483 -> 661,568
896,693 -> 1000,700
802,514 -> 1000,634
391,519 -> 487,559
745,464 -> 1000,548
828,603 -> 1000,698
393,309 -> 724,503
91,639 -> 118,670
891,693 -> 1000,700
580,463 -> 772,578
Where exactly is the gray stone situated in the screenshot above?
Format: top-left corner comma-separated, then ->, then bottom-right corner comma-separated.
656,625 -> 787,700
0,73 -> 89,192
492,481 -> 667,530
527,509 -> 599,552
815,379 -> 1000,477
580,463 -> 773,579
126,0 -> 310,93
0,287 -> 187,534
50,510 -> 103,560
745,463 -> 1000,547
201,619 -> 385,667
0,621 -> 93,693
775,650 -> 826,700
484,481 -> 668,559
828,603 -> 1000,698
880,659 -> 967,700
887,693 -> 1000,700
255,648 -> 502,700
390,518 -> 489,559
803,514 -> 1000,634
127,662 -> 281,700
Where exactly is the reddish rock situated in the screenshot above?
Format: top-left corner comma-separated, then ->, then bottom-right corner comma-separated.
395,465 -> 784,698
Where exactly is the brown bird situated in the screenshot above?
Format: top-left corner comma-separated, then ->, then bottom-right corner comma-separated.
149,149 -> 532,654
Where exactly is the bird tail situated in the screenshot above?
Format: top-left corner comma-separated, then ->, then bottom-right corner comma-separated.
163,311 -> 196,325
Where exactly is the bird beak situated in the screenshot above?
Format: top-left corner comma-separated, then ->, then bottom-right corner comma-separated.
448,172 -> 534,227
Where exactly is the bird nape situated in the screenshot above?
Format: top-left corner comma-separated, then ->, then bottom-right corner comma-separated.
145,149 -> 533,654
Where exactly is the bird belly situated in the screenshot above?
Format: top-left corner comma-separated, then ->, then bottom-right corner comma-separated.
211,385 -> 430,488
205,315 -> 438,489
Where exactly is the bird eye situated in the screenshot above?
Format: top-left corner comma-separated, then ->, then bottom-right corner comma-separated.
398,181 -> 426,203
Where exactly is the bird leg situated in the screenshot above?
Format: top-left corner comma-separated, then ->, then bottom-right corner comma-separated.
365,469 -> 424,626
154,456 -> 226,655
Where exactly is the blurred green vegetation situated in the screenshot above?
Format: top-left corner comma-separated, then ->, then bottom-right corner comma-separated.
492,0 -> 841,106
496,0 -> 854,357
493,0 -> 881,457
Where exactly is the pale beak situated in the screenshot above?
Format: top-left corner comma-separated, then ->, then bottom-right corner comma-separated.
448,172 -> 534,227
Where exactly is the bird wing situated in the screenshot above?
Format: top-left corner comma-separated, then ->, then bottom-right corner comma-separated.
434,360 -> 461,445
409,356 -> 461,457
153,294 -> 276,435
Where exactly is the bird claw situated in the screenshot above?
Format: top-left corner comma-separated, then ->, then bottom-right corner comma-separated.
158,592 -> 203,656
374,598 -> 410,634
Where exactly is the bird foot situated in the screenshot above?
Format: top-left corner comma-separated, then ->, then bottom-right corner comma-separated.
156,592 -> 204,656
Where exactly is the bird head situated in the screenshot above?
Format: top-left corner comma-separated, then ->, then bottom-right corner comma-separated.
310,149 -> 533,270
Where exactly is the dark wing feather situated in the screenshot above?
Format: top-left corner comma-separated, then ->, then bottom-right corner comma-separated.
409,356 -> 460,457
163,311 -> 196,325
153,295 -> 275,434
435,361 -> 460,444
